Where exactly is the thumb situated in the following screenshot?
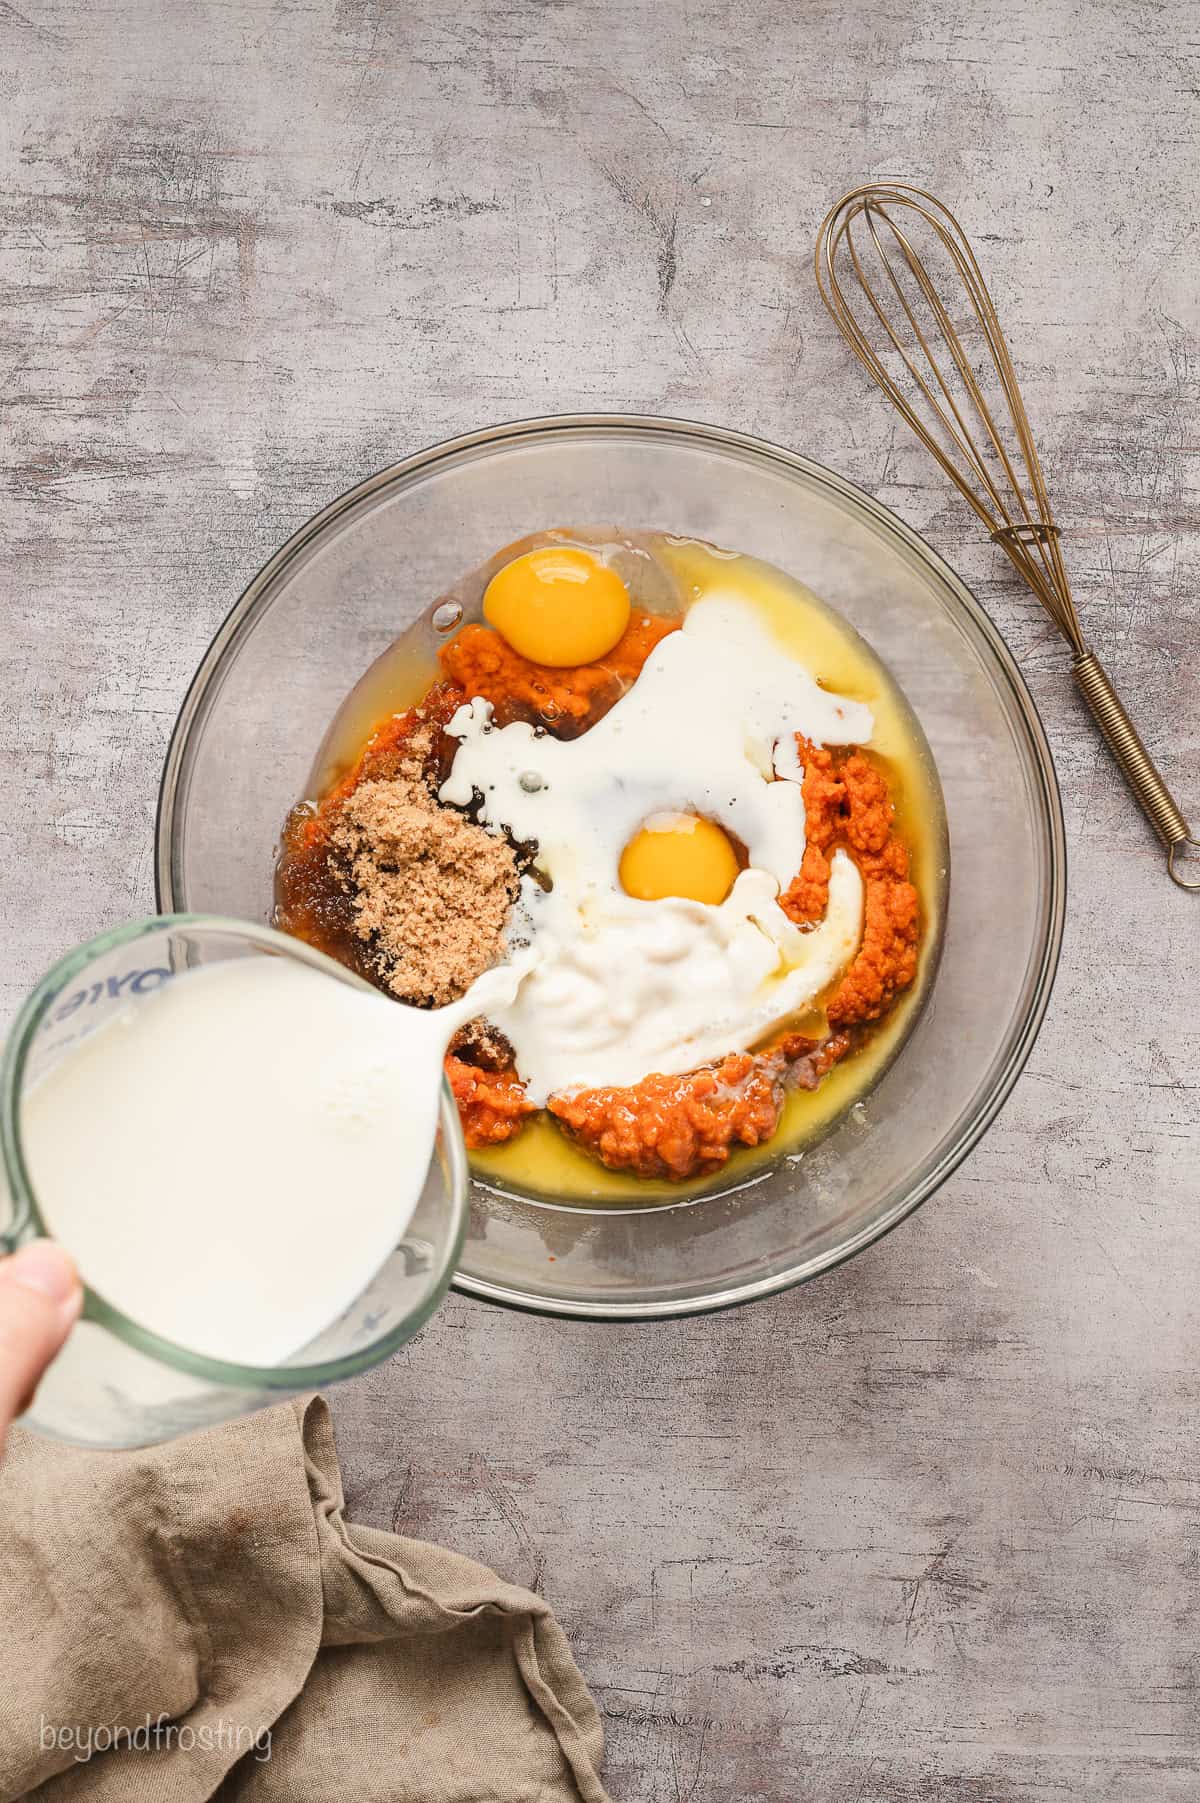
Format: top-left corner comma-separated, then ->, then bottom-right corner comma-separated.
0,1241 -> 83,1457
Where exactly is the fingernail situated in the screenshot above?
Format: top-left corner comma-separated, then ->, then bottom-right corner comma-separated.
6,1240 -> 80,1305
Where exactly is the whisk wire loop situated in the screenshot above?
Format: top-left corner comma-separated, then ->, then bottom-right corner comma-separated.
816,182 -> 1196,887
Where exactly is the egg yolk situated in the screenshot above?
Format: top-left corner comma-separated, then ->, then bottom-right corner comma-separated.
483,547 -> 631,667
619,813 -> 740,906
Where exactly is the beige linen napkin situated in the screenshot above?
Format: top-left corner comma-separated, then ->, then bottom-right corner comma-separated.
0,1396 -> 610,1803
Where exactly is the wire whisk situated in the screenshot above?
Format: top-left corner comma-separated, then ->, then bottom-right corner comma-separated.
816,181 -> 1197,891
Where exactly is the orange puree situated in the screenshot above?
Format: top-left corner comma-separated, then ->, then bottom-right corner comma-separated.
546,1032 -> 851,1181
439,612 -> 679,734
446,1055 -> 536,1145
780,739 -> 921,1027
547,1052 -> 786,1181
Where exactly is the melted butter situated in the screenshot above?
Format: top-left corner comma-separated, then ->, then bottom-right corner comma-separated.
309,633 -> 440,801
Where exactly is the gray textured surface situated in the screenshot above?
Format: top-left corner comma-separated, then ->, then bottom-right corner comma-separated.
4,3 -> 1199,1798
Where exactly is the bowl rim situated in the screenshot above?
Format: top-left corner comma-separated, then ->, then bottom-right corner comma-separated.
155,411 -> 1067,1320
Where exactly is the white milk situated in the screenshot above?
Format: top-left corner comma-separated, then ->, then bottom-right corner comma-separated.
21,956 -> 510,1369
440,593 -> 872,1100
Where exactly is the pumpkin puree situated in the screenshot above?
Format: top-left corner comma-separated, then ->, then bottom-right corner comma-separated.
780,740 -> 921,1027
276,617 -> 923,1184
440,611 -> 679,733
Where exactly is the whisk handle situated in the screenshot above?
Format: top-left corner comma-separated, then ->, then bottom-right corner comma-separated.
1072,649 -> 1199,890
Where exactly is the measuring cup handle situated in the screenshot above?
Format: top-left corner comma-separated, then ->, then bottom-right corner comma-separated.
1072,649 -> 1198,889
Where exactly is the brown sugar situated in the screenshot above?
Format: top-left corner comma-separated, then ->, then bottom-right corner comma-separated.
449,1016 -> 517,1068
329,728 -> 519,1006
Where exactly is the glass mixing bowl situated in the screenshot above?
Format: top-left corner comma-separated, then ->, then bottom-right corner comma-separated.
157,415 -> 1065,1319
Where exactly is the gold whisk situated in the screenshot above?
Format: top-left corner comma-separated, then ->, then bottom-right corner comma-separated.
816,182 -> 1198,891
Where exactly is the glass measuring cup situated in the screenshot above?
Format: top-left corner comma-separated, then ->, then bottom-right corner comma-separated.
0,915 -> 468,1449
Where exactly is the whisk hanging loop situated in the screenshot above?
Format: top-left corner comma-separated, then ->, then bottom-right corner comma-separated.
816,182 -> 1196,889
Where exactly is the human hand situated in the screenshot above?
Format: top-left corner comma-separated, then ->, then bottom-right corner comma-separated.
0,1242 -> 82,1462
